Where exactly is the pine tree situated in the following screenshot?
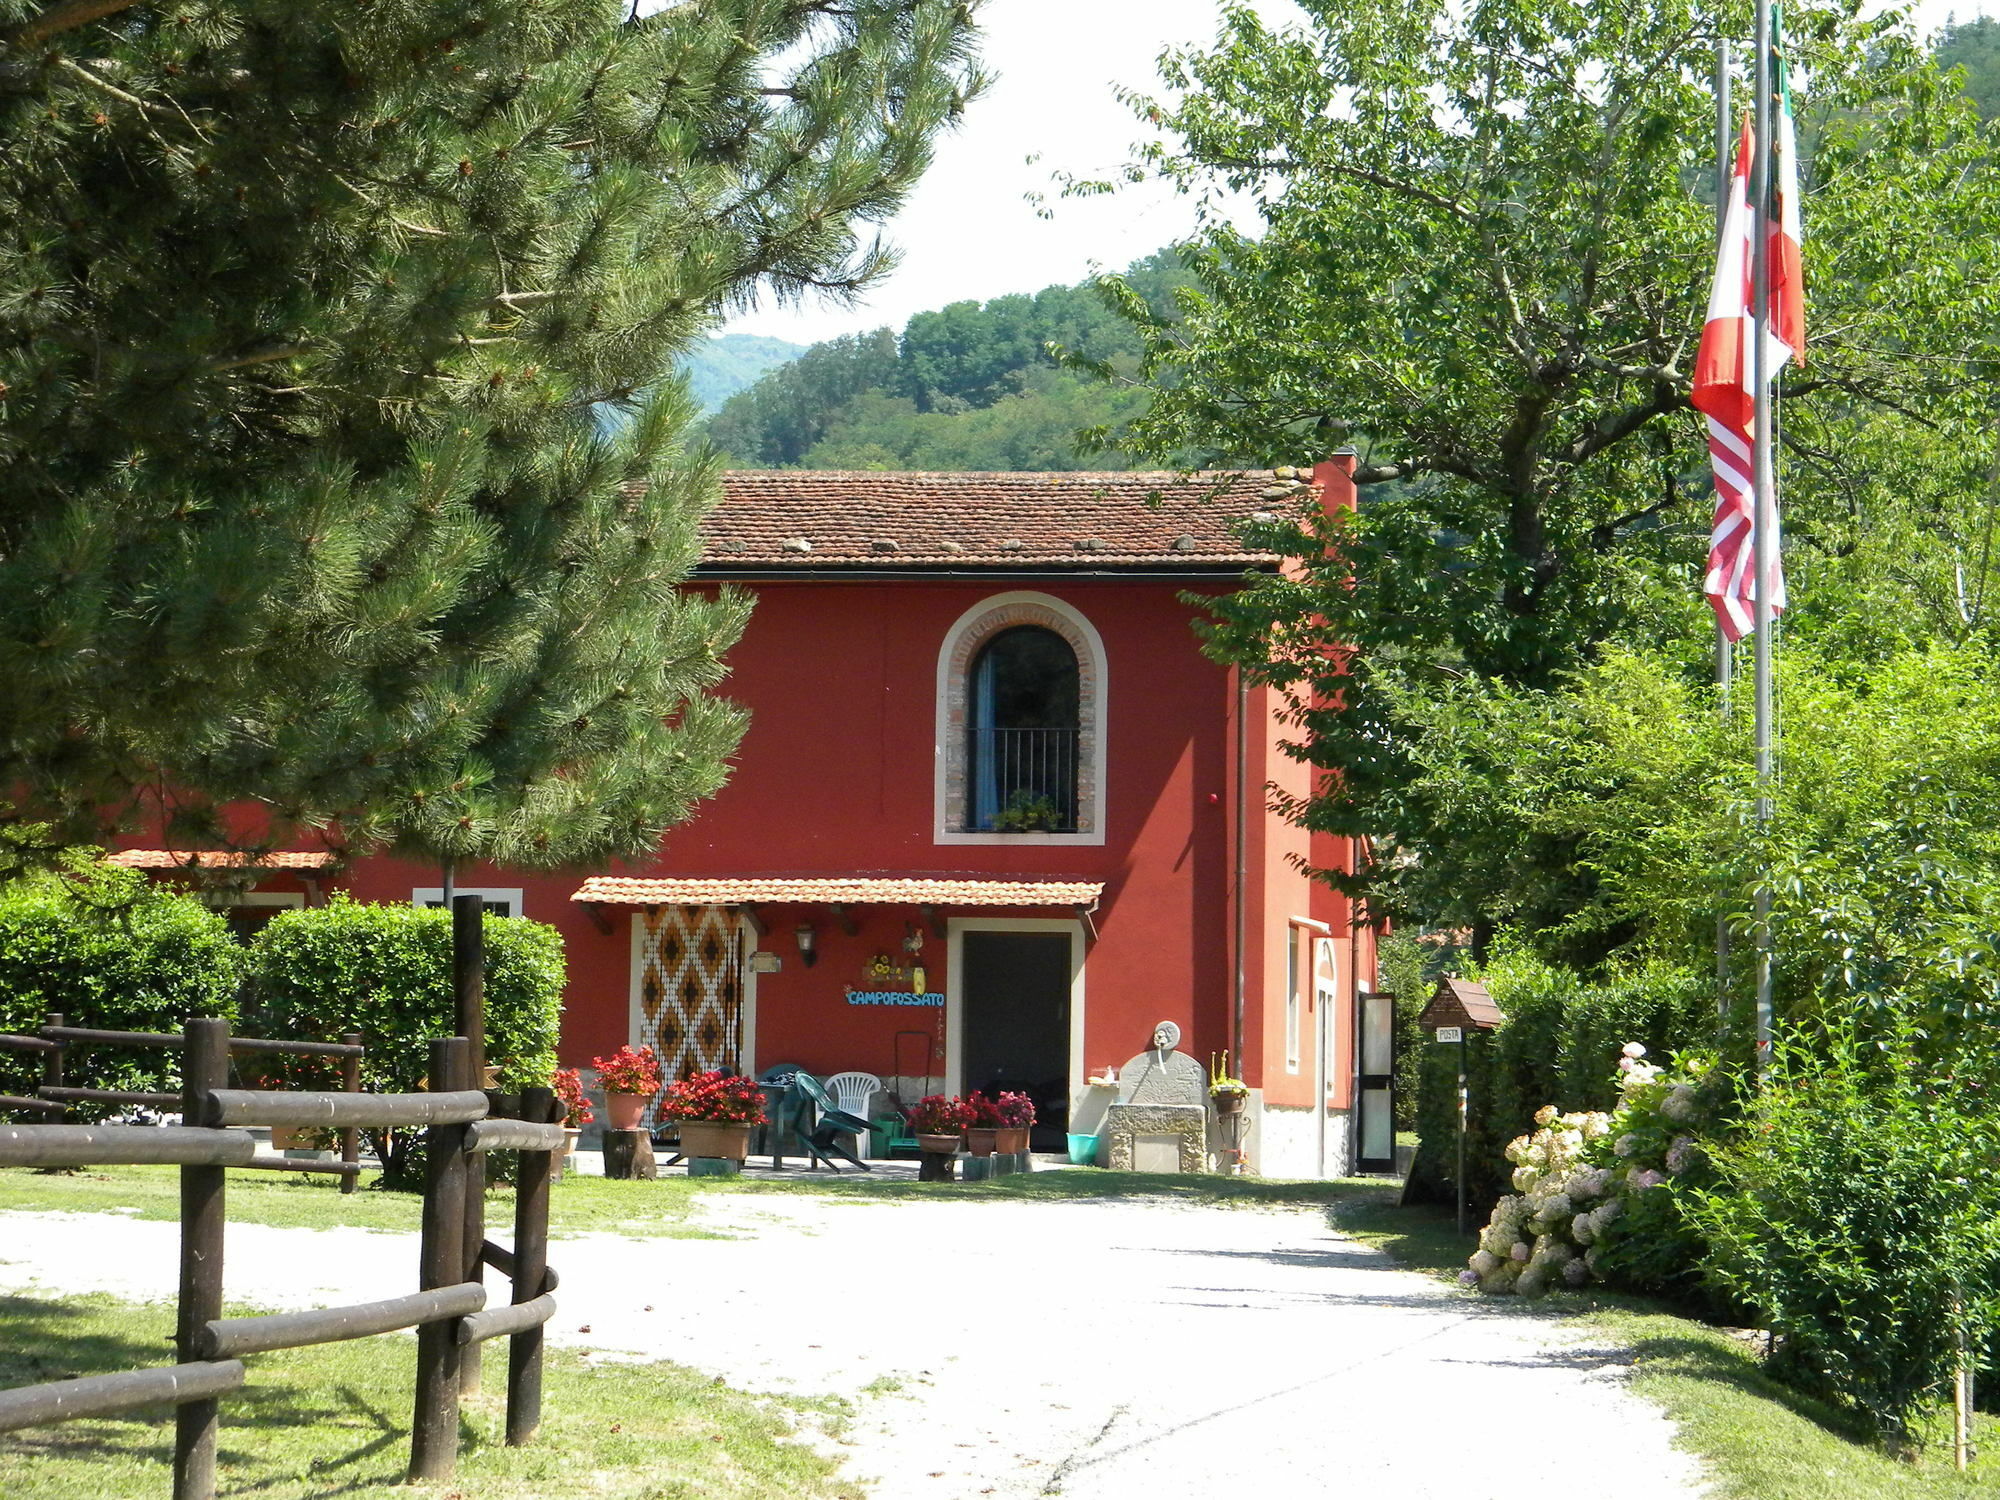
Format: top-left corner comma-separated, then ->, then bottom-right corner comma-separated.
0,0 -> 983,868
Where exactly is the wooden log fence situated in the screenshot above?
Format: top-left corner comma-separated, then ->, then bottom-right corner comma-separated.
0,1015 -> 371,1194
0,1015 -> 561,1498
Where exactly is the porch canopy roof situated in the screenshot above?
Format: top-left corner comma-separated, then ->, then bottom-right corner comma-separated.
569,875 -> 1102,909
107,849 -> 338,870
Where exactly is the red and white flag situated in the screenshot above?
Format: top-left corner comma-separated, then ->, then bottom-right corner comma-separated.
1691,109 -> 1802,643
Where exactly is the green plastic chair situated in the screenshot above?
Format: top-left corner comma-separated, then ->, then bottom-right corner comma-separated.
782,1072 -> 873,1172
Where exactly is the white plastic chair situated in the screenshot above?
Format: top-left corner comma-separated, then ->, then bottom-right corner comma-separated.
823,1071 -> 884,1156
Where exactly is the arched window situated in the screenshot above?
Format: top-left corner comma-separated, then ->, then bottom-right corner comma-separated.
968,627 -> 1080,831
935,592 -> 1106,844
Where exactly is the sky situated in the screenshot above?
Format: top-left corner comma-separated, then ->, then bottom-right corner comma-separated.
722,0 -> 1987,351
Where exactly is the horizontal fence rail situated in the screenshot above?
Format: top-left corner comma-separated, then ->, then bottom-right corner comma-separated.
457,1293 -> 556,1347
195,1284 -> 487,1360
37,1086 -> 181,1109
0,1361 -> 246,1435
203,1089 -> 487,1130
0,1094 -> 64,1114
0,1125 -> 257,1169
463,1118 -> 568,1154
480,1239 -> 560,1293
241,1154 -> 362,1177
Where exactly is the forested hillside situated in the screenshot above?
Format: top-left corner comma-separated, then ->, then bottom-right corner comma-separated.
1936,16 -> 2000,118
679,334 -> 805,415
703,253 -> 1188,469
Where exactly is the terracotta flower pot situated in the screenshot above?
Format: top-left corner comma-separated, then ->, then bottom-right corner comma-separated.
965,1127 -> 999,1157
994,1127 -> 1029,1155
605,1091 -> 649,1131
915,1132 -> 963,1156
675,1119 -> 753,1164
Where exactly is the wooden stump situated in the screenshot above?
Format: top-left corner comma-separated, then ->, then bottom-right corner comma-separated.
917,1150 -> 955,1183
602,1130 -> 657,1180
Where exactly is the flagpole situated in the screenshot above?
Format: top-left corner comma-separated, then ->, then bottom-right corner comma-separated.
1751,0 -> 1776,1070
1714,38 -> 1734,1027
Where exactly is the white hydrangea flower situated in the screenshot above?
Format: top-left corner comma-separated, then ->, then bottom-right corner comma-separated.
1622,1041 -> 1648,1058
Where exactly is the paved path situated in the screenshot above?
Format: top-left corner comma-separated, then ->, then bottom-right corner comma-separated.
0,1192 -> 1706,1499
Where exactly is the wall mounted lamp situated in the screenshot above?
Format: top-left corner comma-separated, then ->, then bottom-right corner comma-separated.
795,922 -> 818,967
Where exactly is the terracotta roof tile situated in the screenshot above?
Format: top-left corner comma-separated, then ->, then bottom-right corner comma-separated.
693,469 -> 1312,570
107,849 -> 338,870
571,875 -> 1103,907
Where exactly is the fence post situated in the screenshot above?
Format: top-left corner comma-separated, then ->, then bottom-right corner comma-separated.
338,1033 -> 362,1196
453,895 -> 486,1396
173,1018 -> 230,1500
505,1085 -> 555,1446
409,1036 -> 470,1483
40,1011 -> 64,1118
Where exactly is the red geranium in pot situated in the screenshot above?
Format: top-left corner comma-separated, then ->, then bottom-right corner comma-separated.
992,1091 -> 1036,1155
962,1091 -> 1005,1156
591,1044 -> 663,1131
659,1069 -> 766,1164
908,1094 -> 972,1156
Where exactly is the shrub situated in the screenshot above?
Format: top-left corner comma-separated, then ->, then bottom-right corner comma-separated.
1690,1024 -> 2000,1457
241,896 -> 564,1186
1408,947 -> 1715,1212
1464,1044 -> 1724,1301
0,864 -> 242,1112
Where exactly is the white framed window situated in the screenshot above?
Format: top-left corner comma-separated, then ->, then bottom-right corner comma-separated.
1285,928 -> 1302,1074
412,887 -> 524,918
934,591 -> 1107,846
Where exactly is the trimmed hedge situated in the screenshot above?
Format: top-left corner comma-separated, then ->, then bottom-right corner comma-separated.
241,896 -> 564,1186
0,866 -> 243,1113
1407,953 -> 1714,1211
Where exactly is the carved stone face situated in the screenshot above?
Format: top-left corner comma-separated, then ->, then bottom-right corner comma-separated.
1151,1021 -> 1181,1052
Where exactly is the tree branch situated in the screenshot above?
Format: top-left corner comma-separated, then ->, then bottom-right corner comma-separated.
4,0 -> 139,47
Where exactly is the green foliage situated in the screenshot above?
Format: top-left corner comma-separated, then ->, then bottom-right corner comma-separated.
0,0 -> 983,868
1936,16 -> 2000,119
0,863 -> 241,1112
1692,1024 -> 2000,1455
1376,929 -> 1432,1129
1408,948 -> 1714,1209
704,252 -> 1190,469
241,896 -> 563,1185
1089,0 -> 2000,947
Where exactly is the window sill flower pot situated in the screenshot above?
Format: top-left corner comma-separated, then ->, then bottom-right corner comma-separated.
605,1092 -> 649,1131
965,1127 -> 999,1156
675,1119 -> 753,1164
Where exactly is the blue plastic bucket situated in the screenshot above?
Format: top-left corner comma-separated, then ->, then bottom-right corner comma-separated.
1066,1132 -> 1100,1166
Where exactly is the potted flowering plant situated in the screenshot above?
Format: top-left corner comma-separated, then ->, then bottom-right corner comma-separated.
551,1067 -> 592,1177
993,1091 -> 1036,1155
907,1094 -> 972,1156
1209,1051 -> 1249,1116
659,1069 -> 766,1164
962,1091 -> 1006,1156
591,1044 -> 662,1131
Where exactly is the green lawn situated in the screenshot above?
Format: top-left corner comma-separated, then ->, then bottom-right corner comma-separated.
0,1293 -> 855,1499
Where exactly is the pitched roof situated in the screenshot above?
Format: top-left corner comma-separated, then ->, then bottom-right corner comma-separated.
697,469 -> 1312,570
572,875 -> 1103,908
107,849 -> 338,870
1416,977 -> 1505,1031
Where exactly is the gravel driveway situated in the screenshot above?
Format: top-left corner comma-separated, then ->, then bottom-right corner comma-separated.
0,1188 -> 1706,1499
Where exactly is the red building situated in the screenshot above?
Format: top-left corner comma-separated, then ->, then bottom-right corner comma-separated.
117,460 -> 1389,1177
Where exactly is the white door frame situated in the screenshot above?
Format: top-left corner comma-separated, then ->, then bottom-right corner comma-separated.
945,916 -> 1085,1098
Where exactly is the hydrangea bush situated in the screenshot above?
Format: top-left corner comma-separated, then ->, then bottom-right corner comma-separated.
1464,1043 -> 1718,1297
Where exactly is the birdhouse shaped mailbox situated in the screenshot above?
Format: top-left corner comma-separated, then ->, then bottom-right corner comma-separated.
1417,977 -> 1503,1040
